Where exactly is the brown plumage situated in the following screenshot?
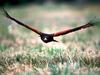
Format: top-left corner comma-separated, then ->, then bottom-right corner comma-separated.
2,8 -> 94,43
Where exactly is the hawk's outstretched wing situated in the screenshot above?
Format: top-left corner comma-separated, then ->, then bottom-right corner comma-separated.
53,22 -> 94,37
2,8 -> 42,35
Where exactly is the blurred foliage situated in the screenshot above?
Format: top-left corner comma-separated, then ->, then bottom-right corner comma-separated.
0,0 -> 100,7
0,44 -> 7,52
0,20 -> 14,40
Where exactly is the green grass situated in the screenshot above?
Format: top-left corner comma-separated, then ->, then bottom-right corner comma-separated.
0,45 -> 100,75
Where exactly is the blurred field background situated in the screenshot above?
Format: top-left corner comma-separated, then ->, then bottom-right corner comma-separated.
0,0 -> 100,75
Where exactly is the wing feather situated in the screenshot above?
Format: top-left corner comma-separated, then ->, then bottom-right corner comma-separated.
53,22 -> 94,37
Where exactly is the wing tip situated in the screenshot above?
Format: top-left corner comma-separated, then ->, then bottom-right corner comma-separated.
1,7 -> 10,18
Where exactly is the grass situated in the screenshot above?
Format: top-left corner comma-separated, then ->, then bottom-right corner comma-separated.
0,45 -> 100,75
0,4 -> 100,75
